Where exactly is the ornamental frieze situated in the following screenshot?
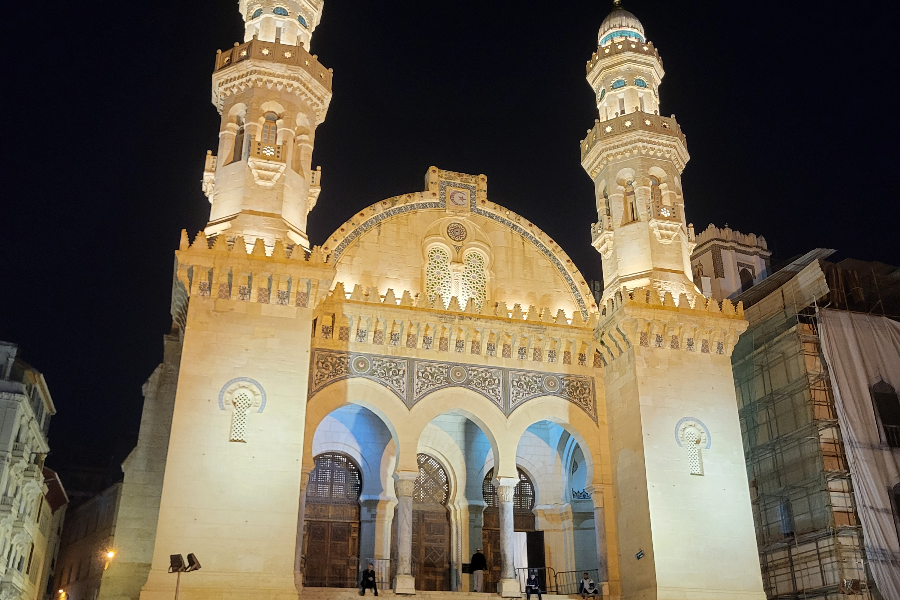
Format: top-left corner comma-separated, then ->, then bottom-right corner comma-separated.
309,349 -> 596,421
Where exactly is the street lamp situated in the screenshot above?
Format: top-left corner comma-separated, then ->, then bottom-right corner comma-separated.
104,549 -> 116,570
168,553 -> 202,600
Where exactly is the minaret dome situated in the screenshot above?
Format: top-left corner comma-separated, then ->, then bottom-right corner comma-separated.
598,1 -> 645,46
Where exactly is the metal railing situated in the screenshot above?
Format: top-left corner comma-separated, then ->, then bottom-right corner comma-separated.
555,569 -> 601,596
515,566 -> 557,594
362,558 -> 393,591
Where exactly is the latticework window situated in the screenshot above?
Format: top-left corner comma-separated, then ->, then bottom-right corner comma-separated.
461,251 -> 487,310
306,453 -> 362,504
425,247 -> 452,306
414,453 -> 449,505
229,391 -> 253,442
482,468 -> 535,511
684,429 -> 703,476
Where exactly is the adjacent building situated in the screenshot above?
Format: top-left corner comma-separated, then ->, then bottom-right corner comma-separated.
0,343 -> 66,600
696,239 -> 900,598
54,484 -> 123,600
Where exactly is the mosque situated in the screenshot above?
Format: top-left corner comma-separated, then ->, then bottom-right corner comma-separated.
96,1 -> 768,599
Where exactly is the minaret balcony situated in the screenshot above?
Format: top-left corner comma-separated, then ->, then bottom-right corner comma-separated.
586,40 -> 661,75
580,111 -> 690,176
249,138 -> 286,162
214,37 -> 333,92
581,112 -> 685,159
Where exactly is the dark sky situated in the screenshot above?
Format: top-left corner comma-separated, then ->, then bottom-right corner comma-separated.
4,0 -> 899,480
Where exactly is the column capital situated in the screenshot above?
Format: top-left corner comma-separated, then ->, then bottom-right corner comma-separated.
394,470 -> 418,498
585,484 -> 607,508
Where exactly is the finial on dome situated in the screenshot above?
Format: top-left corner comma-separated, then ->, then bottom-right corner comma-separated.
613,0 -> 622,5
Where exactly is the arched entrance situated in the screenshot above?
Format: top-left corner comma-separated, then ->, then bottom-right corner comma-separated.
481,467 -> 536,591
393,453 -> 451,590
303,452 -> 362,587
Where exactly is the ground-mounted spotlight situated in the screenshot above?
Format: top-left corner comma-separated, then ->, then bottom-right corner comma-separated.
168,553 -> 200,599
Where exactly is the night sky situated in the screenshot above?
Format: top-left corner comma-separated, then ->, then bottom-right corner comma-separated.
4,0 -> 898,483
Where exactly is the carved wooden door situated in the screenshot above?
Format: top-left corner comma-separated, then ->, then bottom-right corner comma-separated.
303,453 -> 362,588
413,505 -> 450,590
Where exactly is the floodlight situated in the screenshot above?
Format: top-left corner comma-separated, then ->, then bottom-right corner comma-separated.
169,554 -> 186,573
186,554 -> 202,572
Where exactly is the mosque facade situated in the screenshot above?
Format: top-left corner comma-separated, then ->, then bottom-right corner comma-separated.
97,2 -> 768,599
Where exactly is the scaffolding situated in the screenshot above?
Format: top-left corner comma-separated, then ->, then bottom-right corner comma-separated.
731,259 -> 882,600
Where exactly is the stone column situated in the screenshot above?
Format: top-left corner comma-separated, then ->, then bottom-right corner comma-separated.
495,478 -> 520,597
294,466 -> 313,590
393,471 -> 418,595
586,485 -> 610,597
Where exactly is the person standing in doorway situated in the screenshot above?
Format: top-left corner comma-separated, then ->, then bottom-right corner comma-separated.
470,548 -> 487,592
359,563 -> 378,596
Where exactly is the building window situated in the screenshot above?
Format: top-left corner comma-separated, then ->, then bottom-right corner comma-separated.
425,247 -> 452,306
599,88 -> 606,101
232,117 -> 245,163
611,79 -> 626,90
634,77 -> 648,88
414,454 -> 450,505
306,453 -> 361,503
482,468 -> 535,511
261,112 -> 278,145
739,268 -> 754,292
461,251 -> 487,311
871,380 -> 900,447
603,186 -> 611,217
649,176 -> 662,209
891,483 -> 900,542
273,6 -> 288,16
624,182 -> 637,223
298,14 -> 308,27
251,7 -> 263,19
229,391 -> 253,442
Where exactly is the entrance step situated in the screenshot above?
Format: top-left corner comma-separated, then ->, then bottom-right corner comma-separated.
300,590 -> 584,600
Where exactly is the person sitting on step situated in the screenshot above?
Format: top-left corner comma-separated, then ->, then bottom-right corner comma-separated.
359,563 -> 378,596
525,569 -> 542,600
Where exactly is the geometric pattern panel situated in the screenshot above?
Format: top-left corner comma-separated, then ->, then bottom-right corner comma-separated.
309,349 -> 597,421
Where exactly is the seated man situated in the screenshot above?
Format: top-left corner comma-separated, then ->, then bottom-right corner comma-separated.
525,570 -> 542,600
579,573 -> 599,598
359,563 -> 378,596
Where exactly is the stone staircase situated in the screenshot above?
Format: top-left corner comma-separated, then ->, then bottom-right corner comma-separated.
299,589 -> 582,600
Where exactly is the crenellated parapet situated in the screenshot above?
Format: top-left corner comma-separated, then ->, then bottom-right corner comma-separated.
595,286 -> 747,364
310,282 -> 604,371
171,230 -> 336,328
580,111 -> 689,176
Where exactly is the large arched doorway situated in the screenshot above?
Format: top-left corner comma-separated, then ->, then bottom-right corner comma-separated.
303,452 -> 362,587
393,453 -> 451,590
481,467 -> 536,591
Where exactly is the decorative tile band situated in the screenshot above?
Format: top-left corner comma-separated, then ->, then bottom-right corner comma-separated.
309,349 -> 596,421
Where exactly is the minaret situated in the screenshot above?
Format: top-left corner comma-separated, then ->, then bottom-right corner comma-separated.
202,0 -> 332,249
581,0 -> 697,303
588,5 -> 767,600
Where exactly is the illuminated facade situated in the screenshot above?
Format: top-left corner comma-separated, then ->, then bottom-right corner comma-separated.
98,2 -> 766,599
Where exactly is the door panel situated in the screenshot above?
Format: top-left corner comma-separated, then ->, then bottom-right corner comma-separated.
304,507 -> 360,587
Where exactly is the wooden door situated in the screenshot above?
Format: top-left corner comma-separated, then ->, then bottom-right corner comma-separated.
304,503 -> 360,587
413,506 -> 450,590
303,453 -> 362,588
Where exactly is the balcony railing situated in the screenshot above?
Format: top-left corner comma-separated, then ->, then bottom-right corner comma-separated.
580,111 -> 686,161
248,137 -> 285,162
214,38 -> 333,91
